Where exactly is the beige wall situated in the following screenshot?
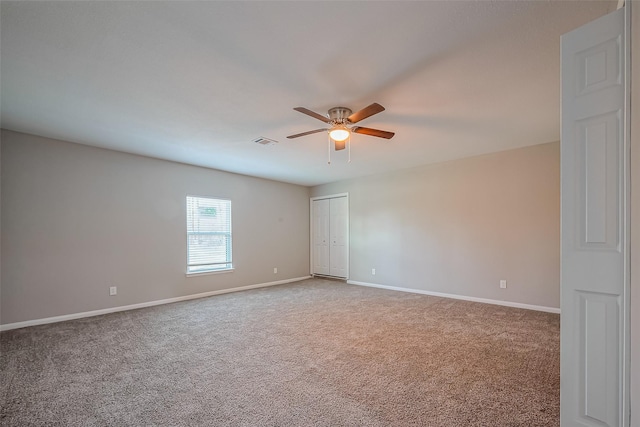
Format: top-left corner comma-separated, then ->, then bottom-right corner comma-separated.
0,130 -> 310,325
311,142 -> 560,309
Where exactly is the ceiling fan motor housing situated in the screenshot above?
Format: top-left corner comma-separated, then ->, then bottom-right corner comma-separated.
328,107 -> 353,123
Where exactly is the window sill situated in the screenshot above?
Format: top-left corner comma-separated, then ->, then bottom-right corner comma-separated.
186,268 -> 235,277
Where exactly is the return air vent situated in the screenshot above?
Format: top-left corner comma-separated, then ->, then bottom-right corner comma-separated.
253,137 -> 278,146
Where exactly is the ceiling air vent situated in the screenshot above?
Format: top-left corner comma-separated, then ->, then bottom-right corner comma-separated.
253,137 -> 278,146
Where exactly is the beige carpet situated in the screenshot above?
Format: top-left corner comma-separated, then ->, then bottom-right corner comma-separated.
0,279 -> 559,426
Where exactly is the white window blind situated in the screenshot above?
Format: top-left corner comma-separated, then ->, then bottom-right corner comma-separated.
186,196 -> 232,274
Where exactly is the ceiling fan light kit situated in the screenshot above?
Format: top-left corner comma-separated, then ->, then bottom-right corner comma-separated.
287,102 -> 395,164
328,124 -> 350,142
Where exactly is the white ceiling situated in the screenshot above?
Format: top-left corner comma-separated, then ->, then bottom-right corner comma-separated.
0,1 -> 615,186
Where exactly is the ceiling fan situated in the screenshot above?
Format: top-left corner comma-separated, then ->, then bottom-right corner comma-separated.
287,103 -> 395,151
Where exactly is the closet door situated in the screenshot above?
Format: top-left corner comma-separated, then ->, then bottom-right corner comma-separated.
312,199 -> 330,276
329,196 -> 348,278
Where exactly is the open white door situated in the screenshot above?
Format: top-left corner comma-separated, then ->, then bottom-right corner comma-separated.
561,6 -> 630,427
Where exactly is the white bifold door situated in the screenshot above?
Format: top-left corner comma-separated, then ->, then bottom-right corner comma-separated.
312,195 -> 348,278
560,6 -> 630,427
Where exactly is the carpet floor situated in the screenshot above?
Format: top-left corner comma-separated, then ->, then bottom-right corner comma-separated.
0,279 -> 560,426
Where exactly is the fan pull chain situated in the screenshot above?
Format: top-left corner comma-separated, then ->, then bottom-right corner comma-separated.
327,134 -> 331,165
348,133 -> 351,163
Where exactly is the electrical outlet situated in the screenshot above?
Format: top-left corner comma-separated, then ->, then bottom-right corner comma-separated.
273,267 -> 278,274
500,280 -> 507,289
109,286 -> 117,296
372,268 -> 376,275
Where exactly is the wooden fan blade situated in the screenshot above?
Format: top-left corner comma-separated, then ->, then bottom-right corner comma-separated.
286,128 -> 327,139
334,140 -> 346,151
293,107 -> 331,123
352,126 -> 395,139
347,103 -> 385,123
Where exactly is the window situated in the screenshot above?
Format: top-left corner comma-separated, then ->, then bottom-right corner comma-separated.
186,196 -> 232,274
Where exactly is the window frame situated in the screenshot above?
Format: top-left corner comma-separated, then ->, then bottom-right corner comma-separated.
185,195 -> 233,276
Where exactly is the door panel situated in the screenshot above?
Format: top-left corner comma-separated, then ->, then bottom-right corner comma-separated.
330,196 -> 348,278
312,199 -> 330,276
577,111 -> 620,248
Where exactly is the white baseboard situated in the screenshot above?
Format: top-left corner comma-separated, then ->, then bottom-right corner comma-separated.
347,280 -> 561,314
0,276 -> 312,332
